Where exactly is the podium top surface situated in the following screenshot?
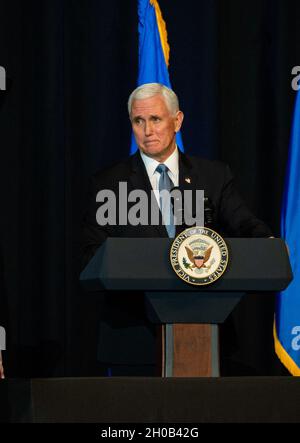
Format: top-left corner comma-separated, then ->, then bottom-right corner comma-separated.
80,238 -> 292,292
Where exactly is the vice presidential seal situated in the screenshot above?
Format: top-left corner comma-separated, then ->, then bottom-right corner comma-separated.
170,227 -> 229,286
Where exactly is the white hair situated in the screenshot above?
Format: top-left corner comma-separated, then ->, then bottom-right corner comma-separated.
128,83 -> 179,117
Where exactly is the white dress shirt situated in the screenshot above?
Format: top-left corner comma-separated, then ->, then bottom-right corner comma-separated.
140,147 -> 179,207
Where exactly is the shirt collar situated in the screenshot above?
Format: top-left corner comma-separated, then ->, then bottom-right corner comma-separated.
140,147 -> 179,178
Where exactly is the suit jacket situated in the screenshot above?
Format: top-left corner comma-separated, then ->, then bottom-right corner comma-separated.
80,151 -> 272,365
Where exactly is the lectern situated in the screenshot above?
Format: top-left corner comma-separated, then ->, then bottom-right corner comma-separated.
80,238 -> 292,377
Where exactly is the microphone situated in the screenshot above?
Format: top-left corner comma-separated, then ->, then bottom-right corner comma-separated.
170,187 -> 214,228
204,197 -> 214,227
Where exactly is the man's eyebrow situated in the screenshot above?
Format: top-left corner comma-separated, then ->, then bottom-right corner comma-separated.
132,114 -> 161,121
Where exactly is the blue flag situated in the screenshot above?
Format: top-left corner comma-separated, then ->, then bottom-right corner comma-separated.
130,0 -> 184,154
274,90 -> 300,376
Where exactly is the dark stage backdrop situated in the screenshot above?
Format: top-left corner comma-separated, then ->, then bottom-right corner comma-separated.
0,0 -> 299,377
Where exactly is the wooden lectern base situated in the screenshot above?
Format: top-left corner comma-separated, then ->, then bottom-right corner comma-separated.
157,324 -> 220,377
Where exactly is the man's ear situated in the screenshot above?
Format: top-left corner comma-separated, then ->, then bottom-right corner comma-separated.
175,111 -> 184,133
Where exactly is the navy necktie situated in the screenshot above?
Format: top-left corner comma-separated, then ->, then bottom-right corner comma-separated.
156,164 -> 175,238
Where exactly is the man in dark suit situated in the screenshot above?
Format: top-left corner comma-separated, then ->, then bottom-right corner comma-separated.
81,83 -> 272,376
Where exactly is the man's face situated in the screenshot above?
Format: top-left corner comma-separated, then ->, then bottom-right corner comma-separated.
130,94 -> 183,162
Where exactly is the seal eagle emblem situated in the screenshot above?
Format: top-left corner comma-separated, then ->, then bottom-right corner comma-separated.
170,227 -> 229,286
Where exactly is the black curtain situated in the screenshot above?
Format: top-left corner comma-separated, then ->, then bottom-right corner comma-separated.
0,0 -> 299,377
